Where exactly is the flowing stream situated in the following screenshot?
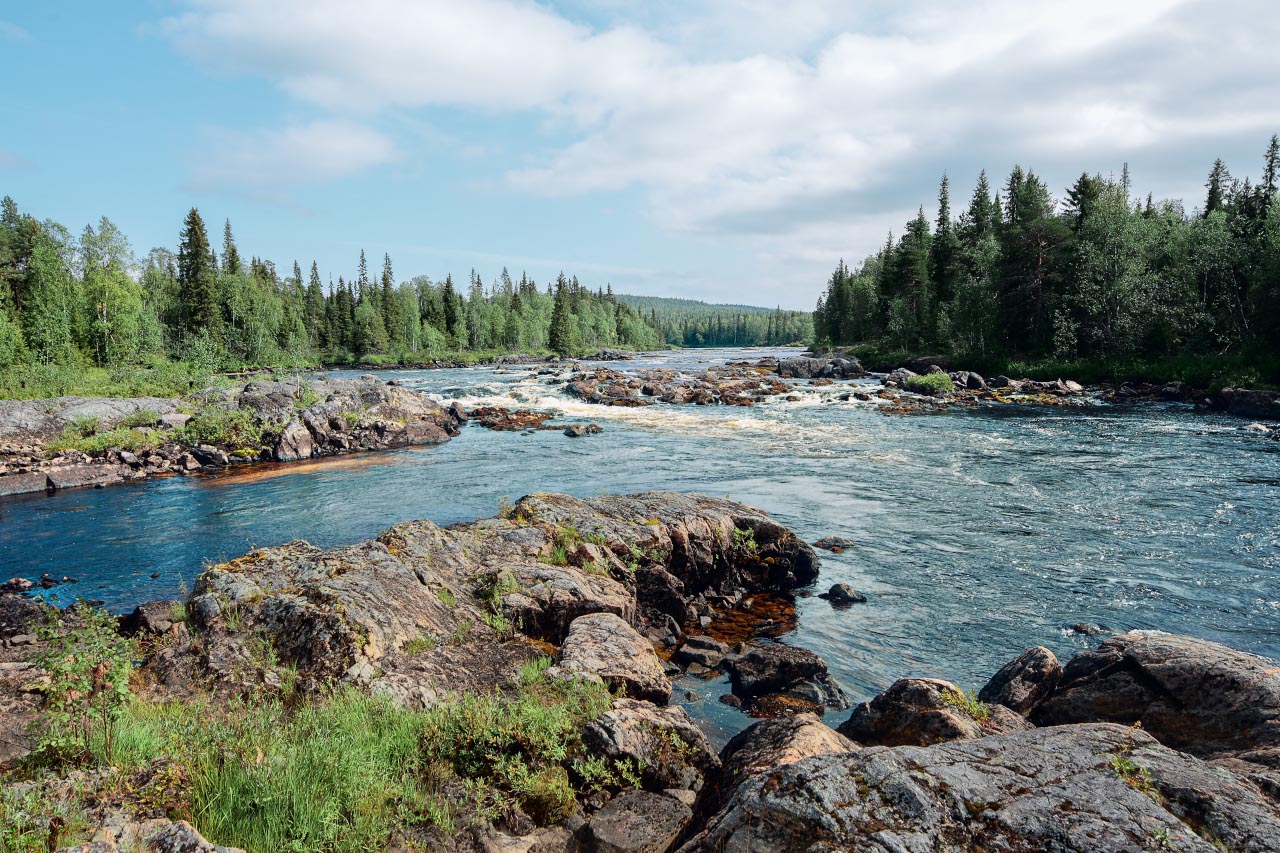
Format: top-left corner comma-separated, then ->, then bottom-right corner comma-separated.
2,347 -> 1277,742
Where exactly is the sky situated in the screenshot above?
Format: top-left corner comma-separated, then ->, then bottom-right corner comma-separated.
1,1 -> 1278,310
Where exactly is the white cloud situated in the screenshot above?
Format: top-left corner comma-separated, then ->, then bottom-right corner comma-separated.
165,0 -> 1280,298
187,120 -> 398,200
0,20 -> 29,40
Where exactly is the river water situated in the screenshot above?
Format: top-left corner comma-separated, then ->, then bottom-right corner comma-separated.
2,347 -> 1277,741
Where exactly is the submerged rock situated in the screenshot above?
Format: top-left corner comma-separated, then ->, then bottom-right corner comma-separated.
680,723 -> 1280,852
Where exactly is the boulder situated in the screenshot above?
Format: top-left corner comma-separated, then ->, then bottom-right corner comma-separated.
713,713 -> 858,811
811,536 -> 853,551
679,724 -> 1280,853
817,583 -> 866,604
1221,388 -> 1280,421
274,419 -> 314,462
899,355 -> 951,374
1033,632 -> 1280,766
582,699 -> 720,794
978,645 -> 1062,715
557,613 -> 670,704
118,600 -> 183,637
837,677 -> 1030,747
587,789 -> 692,853
777,357 -> 830,379
501,563 -> 635,643
723,644 -> 849,714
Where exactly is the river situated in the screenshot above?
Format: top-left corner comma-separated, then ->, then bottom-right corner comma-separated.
2,347 -> 1277,741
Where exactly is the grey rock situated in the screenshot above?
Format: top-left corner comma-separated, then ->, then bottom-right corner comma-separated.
817,582 -> 866,604
588,789 -> 692,853
583,698 -> 720,794
46,464 -> 129,491
681,724 -> 1280,853
723,644 -> 849,713
557,612 -> 670,704
1034,631 -> 1280,767
978,645 -> 1062,715
1221,388 -> 1280,421
713,713 -> 858,811
838,677 -> 1031,747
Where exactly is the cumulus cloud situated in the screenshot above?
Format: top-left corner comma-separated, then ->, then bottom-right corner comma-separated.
165,0 -> 1280,289
186,120 -> 398,201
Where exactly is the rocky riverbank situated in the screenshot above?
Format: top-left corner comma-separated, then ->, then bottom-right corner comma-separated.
3,493 -> 1280,851
0,374 -> 462,498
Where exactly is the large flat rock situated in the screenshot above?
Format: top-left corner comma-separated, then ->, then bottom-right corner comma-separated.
681,723 -> 1280,852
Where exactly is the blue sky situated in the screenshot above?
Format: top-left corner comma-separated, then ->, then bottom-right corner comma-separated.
1,1 -> 1277,309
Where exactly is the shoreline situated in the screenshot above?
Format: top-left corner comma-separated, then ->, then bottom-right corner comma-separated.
3,352 -> 1276,502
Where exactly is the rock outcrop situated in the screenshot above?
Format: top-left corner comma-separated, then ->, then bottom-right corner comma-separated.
711,713 -> 858,812
1033,631 -> 1280,767
978,645 -> 1062,715
681,723 -> 1280,852
181,492 -> 819,707
582,699 -> 720,795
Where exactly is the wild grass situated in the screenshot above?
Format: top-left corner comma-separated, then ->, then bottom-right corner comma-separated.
10,655 -> 616,852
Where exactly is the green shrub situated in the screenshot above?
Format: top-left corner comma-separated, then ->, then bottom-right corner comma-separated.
903,372 -> 956,395
33,604 -> 136,765
47,426 -> 153,455
177,406 -> 273,449
0,784 -> 86,852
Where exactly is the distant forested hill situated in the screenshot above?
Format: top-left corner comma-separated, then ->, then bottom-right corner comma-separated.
617,295 -> 812,347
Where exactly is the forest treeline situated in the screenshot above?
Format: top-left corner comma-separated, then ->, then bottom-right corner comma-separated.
618,295 -> 810,348
0,204 -> 677,378
813,136 -> 1280,382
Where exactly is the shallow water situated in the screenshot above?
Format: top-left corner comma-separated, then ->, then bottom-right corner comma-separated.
2,347 -> 1277,741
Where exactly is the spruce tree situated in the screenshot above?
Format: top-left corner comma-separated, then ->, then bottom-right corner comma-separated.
177,208 -> 221,344
1205,159 -> 1230,216
548,274 -> 573,355
222,219 -> 242,276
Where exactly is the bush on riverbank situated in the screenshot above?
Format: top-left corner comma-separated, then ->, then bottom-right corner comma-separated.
903,373 -> 955,395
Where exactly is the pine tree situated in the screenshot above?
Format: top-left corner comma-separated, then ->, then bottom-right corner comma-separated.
177,208 -> 221,344
380,253 -> 397,349
929,174 -> 959,304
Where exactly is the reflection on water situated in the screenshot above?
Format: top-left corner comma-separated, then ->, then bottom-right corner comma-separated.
2,347 -> 1277,738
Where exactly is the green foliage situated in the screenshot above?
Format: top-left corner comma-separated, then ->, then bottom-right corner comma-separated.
618,294 -> 812,347
941,688 -> 991,724
33,604 -> 136,765
176,405 -> 272,450
0,784 -> 86,852
732,526 -> 759,556
435,587 -> 457,608
813,137 -> 1280,382
903,372 -> 956,395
